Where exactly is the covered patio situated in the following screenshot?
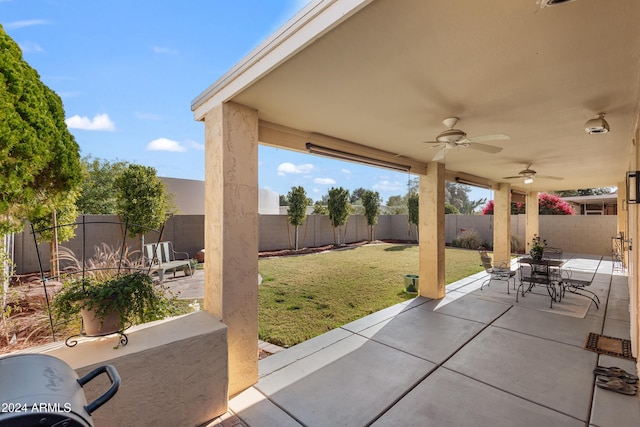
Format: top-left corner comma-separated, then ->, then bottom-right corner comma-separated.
214,254 -> 638,426
190,0 -> 640,424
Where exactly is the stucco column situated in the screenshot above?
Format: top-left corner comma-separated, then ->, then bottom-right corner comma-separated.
525,191 -> 539,255
618,180 -> 627,239
418,162 -> 445,299
203,101 -> 259,396
493,183 -> 511,266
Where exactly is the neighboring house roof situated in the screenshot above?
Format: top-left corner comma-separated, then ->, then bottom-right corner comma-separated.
561,193 -> 618,205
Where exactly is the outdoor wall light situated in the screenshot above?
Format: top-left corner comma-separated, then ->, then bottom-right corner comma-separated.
626,171 -> 640,204
305,143 -> 411,172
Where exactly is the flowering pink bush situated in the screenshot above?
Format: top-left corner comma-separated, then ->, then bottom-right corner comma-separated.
481,193 -> 575,215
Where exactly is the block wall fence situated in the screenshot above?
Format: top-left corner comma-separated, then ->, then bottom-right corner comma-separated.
13,214 -> 616,274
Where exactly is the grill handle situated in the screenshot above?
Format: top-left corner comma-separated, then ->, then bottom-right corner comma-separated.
77,365 -> 121,415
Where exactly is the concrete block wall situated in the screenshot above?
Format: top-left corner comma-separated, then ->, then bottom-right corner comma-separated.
539,215 -> 616,256
13,213 -> 617,273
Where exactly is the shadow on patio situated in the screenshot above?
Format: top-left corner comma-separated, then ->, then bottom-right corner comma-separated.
209,254 -> 639,427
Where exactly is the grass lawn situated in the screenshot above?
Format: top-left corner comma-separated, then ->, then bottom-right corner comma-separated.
258,243 -> 484,347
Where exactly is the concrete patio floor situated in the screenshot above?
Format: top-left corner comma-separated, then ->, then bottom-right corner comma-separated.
206,254 -> 639,427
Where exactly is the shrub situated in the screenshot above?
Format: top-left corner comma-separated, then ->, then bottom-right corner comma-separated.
452,229 -> 482,249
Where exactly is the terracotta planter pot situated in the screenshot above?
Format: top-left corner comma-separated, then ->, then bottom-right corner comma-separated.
80,307 -> 121,336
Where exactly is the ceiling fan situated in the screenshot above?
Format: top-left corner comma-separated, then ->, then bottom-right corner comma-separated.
425,117 -> 510,161
502,164 -> 564,184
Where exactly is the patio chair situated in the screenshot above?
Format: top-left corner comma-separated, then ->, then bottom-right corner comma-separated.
478,247 -> 516,293
559,267 -> 600,309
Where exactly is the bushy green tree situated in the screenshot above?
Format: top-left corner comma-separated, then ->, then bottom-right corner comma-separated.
361,190 -> 381,241
312,200 -> 328,215
287,186 -> 307,250
408,192 -> 419,240
76,156 -> 129,214
0,25 -> 82,235
327,187 -> 351,245
114,165 -> 168,239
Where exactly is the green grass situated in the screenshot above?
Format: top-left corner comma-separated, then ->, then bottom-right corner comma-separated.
258,243 -> 484,347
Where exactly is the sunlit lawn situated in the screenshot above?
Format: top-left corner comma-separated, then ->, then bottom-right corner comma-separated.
258,243 -> 484,347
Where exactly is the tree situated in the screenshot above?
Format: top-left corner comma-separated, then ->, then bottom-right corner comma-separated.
279,195 -> 289,206
0,25 -> 82,235
114,165 -> 168,241
481,193 -> 575,215
28,189 -> 80,276
349,187 -> 367,204
387,195 -> 408,215
445,203 -> 459,214
76,156 -> 129,214
287,186 -> 307,251
556,188 -> 614,197
312,200 -> 328,215
327,187 -> 351,245
408,192 -> 419,241
1,25 -> 81,311
361,190 -> 381,241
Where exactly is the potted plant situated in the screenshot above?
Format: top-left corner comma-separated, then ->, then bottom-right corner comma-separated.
183,259 -> 198,276
529,234 -> 547,260
52,272 -> 176,337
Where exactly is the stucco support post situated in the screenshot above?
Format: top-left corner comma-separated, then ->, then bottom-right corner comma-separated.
618,180 -> 627,239
418,162 -> 445,299
525,191 -> 539,256
203,101 -> 259,396
493,184 -> 511,266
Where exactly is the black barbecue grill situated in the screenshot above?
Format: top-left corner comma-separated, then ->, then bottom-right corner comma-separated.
0,354 -> 120,427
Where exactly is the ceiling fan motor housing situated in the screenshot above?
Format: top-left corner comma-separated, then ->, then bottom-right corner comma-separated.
436,128 -> 467,143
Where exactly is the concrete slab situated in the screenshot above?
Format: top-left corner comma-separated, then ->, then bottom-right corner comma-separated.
606,298 -> 631,323
371,368 -> 584,427
228,387 -> 302,427
492,305 -> 605,347
590,355 -> 640,427
359,307 -> 486,363
444,326 -> 598,421
340,297 -> 429,333
418,293 -> 511,324
259,327 -> 353,378
257,335 -> 435,426
602,318 -> 632,340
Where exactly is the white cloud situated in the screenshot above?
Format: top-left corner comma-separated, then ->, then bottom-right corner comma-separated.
146,138 -> 186,152
314,177 -> 336,185
65,113 -> 115,131
276,162 -> 314,176
372,180 -> 405,192
341,169 -> 351,175
19,41 -> 44,53
152,46 -> 178,55
5,19 -> 48,30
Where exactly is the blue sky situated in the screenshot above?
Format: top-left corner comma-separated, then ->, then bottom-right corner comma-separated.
1,0 -> 491,205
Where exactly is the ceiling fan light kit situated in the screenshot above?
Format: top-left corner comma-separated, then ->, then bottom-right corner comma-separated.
584,113 -> 610,134
538,0 -> 577,8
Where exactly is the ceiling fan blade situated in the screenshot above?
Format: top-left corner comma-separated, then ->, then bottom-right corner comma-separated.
432,149 -> 446,161
468,134 -> 510,143
421,140 -> 440,145
501,176 -> 522,180
537,175 -> 564,180
467,142 -> 503,154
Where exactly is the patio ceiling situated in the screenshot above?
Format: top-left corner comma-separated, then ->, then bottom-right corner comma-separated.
193,0 -> 640,193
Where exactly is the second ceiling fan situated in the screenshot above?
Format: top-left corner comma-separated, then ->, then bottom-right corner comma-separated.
502,164 -> 564,184
424,117 -> 509,161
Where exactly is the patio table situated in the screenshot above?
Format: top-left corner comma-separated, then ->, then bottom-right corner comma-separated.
516,257 -> 565,308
